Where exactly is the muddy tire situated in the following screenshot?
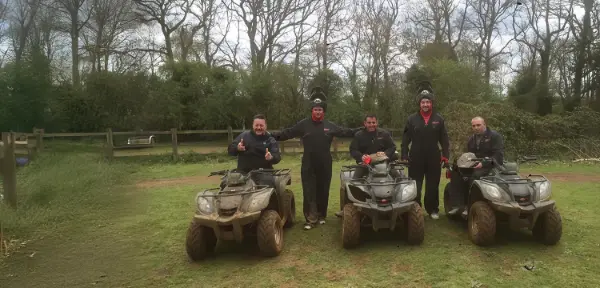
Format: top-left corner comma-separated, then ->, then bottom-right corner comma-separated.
468,201 -> 496,246
257,210 -> 284,257
532,207 -> 562,245
185,220 -> 217,261
283,189 -> 296,228
405,203 -> 425,245
342,203 -> 361,249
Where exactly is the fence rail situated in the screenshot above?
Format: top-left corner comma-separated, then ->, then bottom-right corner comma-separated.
3,126 -> 403,160
0,126 -> 403,209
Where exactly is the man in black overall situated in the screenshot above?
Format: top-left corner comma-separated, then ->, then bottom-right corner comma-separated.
401,83 -> 450,220
272,87 -> 358,230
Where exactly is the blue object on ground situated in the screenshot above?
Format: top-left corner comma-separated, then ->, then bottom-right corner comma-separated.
16,157 -> 29,166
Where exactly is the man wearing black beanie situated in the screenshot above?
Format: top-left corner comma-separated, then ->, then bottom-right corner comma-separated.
401,82 -> 450,220
272,87 -> 359,230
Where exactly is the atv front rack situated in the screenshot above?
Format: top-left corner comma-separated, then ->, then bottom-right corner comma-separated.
479,174 -> 549,185
346,177 -> 412,186
198,185 -> 272,197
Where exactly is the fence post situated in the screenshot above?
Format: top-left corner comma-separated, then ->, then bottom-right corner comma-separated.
171,128 -> 179,161
2,132 -> 17,209
333,137 -> 338,153
227,126 -> 233,143
105,128 -> 114,160
37,128 -> 44,152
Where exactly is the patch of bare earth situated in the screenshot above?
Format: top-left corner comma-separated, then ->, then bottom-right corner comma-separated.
135,175 -> 220,188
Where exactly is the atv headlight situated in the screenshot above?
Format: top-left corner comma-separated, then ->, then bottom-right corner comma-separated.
398,182 -> 416,202
196,193 -> 214,214
480,183 -> 505,201
538,181 -> 552,201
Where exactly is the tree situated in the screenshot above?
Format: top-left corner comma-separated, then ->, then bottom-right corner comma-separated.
133,0 -> 194,65
513,0 -> 574,115
465,0 -> 516,85
55,0 -> 92,87
224,0 -> 315,70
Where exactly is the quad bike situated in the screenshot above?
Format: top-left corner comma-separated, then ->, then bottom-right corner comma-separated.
185,168 -> 296,260
339,153 -> 424,248
443,153 -> 562,246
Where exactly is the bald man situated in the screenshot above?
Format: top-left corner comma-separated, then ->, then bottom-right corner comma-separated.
447,116 -> 504,216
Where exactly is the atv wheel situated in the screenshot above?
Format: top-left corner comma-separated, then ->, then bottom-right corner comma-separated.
185,220 -> 217,261
468,201 -> 496,246
257,210 -> 284,257
341,203 -> 361,249
405,203 -> 425,245
532,207 -> 562,245
283,189 -> 296,228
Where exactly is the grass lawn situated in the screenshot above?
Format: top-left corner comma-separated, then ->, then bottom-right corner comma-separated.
1,148 -> 600,288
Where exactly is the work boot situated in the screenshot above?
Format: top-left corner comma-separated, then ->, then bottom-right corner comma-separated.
430,213 -> 439,220
335,211 -> 343,218
319,218 -> 326,225
447,207 -> 459,215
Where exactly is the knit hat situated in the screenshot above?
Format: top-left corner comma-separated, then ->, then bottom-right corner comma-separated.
309,86 -> 327,112
416,81 -> 435,104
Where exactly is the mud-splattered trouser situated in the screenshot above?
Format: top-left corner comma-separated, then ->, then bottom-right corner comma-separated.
408,152 -> 441,215
301,154 -> 333,224
450,167 -> 492,208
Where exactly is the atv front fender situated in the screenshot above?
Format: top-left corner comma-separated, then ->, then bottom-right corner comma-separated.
352,201 -> 415,231
194,211 -> 262,243
488,200 -> 556,230
345,183 -> 371,204
239,188 -> 275,213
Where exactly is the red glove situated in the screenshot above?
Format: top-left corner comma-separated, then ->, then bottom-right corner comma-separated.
363,155 -> 371,164
441,156 -> 448,164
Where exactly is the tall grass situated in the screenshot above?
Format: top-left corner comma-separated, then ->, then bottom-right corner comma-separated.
0,151 -> 135,239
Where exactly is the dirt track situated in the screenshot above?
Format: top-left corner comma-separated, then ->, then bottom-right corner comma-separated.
134,175 -> 221,188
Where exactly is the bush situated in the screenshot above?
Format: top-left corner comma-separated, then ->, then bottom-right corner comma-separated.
442,102 -> 600,159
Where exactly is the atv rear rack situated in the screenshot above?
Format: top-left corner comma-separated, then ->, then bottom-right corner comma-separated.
249,168 -> 291,176
209,168 -> 291,177
198,185 -> 273,197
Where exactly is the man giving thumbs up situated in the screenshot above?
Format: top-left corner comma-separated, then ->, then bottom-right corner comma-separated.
228,114 -> 281,173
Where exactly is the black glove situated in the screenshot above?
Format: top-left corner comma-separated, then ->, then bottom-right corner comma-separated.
270,131 -> 281,140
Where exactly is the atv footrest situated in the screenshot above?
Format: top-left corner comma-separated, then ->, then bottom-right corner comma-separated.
489,200 -> 555,230
194,211 -> 262,243
353,202 -> 415,231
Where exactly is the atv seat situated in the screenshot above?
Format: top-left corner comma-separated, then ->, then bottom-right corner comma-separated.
500,162 -> 518,175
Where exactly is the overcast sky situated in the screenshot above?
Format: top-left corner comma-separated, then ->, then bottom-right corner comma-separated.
0,0 -> 586,94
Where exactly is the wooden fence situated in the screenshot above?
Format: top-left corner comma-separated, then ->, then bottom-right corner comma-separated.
16,126 -> 401,161
0,127 -> 402,208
